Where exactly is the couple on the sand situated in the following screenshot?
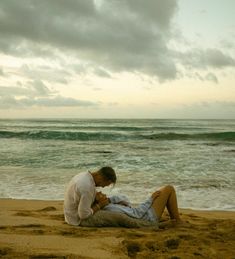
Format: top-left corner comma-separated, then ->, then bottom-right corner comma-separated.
64,166 -> 182,227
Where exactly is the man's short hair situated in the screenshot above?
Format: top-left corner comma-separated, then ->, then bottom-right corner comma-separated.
98,166 -> 116,183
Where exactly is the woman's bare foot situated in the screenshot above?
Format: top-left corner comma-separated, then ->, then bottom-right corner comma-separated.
173,219 -> 191,228
158,219 -> 190,229
158,219 -> 177,229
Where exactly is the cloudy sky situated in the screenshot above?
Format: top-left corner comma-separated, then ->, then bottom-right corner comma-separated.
0,0 -> 234,119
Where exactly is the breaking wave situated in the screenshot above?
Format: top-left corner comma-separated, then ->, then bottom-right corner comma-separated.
0,130 -> 235,141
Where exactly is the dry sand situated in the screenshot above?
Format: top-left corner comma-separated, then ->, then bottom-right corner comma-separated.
0,199 -> 234,259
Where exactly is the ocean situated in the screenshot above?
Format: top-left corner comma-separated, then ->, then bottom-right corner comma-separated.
0,119 -> 234,211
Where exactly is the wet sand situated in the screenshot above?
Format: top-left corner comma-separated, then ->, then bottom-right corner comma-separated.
0,199 -> 234,259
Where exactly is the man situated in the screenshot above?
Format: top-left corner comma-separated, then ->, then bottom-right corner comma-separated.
64,166 -> 116,226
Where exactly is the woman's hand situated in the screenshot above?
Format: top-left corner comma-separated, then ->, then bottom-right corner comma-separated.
117,201 -> 131,207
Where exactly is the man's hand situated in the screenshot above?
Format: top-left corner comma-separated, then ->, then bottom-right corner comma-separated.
95,191 -> 107,202
95,192 -> 110,208
98,197 -> 109,208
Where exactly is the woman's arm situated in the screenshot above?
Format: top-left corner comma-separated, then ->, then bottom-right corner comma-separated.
109,194 -> 131,207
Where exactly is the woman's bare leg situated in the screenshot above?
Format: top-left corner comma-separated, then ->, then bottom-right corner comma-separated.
151,185 -> 180,221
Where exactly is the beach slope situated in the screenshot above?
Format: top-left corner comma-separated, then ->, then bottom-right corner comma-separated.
0,199 -> 234,259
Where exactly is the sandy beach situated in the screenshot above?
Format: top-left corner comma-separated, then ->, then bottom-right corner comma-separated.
0,199 -> 234,259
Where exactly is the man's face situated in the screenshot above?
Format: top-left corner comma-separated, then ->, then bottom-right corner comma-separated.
97,175 -> 112,187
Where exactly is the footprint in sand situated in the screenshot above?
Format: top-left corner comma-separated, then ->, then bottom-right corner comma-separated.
37,206 -> 57,212
122,240 -> 142,257
0,247 -> 13,256
29,255 -> 66,259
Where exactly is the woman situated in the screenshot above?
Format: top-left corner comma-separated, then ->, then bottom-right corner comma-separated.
94,185 -> 181,225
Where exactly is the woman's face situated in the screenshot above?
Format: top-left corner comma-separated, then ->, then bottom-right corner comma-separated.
95,191 -> 107,202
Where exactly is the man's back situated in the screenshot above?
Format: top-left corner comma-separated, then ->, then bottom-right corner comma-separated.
64,171 -> 96,225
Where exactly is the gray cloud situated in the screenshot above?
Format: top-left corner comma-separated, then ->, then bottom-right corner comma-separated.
204,49 -> 235,68
19,65 -> 71,84
0,85 -> 31,97
194,72 -> 218,83
205,73 -> 218,84
0,0 -> 233,84
0,80 -> 53,97
29,80 -> 55,96
39,96 -> 97,107
179,48 -> 235,69
0,81 -> 98,108
0,67 -> 4,76
0,96 -> 98,109
93,67 -> 112,78
0,37 -> 56,59
0,0 -> 178,81
219,39 -> 235,50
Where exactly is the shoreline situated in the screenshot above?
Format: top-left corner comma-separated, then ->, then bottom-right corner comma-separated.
0,198 -> 235,258
1,197 -> 234,212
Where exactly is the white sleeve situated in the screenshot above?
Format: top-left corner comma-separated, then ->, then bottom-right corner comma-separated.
109,195 -> 131,206
78,191 -> 94,219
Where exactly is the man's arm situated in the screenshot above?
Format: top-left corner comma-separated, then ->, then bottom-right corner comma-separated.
92,192 -> 110,212
78,192 -> 94,220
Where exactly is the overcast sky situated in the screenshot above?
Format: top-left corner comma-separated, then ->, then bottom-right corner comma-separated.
0,0 -> 234,118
